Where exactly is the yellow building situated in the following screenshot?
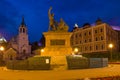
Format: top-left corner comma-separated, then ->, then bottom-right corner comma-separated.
71,21 -> 118,53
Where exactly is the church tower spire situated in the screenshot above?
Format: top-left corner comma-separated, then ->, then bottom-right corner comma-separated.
19,16 -> 27,34
18,16 -> 31,56
21,16 -> 26,26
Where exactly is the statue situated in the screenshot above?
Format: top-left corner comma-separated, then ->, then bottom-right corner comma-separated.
57,18 -> 69,31
48,7 -> 69,32
48,7 -> 57,31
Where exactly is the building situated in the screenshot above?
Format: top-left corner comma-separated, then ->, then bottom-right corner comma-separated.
8,17 -> 31,59
71,19 -> 119,53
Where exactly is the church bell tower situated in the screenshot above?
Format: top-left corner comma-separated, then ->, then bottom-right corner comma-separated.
18,16 -> 31,56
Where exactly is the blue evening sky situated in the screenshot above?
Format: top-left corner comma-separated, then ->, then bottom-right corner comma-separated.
0,0 -> 120,42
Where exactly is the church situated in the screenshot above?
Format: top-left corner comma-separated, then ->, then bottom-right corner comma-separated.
4,17 -> 31,60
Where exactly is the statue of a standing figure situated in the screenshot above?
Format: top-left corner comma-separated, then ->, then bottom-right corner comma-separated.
48,7 -> 56,31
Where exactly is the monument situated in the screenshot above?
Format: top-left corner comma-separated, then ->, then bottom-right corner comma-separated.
41,7 -> 73,70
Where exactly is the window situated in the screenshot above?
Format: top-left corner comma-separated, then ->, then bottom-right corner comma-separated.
75,41 -> 78,44
96,45 -> 98,50
100,28 -> 103,32
89,32 -> 91,35
80,41 -> 81,44
101,36 -> 103,40
84,33 -> 86,36
90,46 -> 92,50
101,45 -> 104,50
79,34 -> 81,37
75,34 -> 77,38
95,30 -> 97,33
23,28 -> 25,33
85,47 -> 87,51
20,28 -> 22,33
96,37 -> 98,41
89,39 -> 91,42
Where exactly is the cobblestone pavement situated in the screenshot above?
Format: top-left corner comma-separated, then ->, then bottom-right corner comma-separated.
0,64 -> 120,80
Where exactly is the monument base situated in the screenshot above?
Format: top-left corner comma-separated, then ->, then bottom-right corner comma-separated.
41,32 -> 72,70
50,56 -> 67,70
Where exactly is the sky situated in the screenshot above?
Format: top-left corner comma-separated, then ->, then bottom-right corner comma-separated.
0,0 -> 120,42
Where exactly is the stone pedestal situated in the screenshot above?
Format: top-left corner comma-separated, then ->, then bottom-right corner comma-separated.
41,32 -> 73,70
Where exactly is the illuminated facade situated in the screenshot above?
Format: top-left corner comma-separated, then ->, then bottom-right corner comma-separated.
9,17 -> 31,59
71,21 -> 118,53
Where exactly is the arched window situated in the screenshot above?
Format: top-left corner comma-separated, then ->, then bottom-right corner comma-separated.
23,49 -> 26,54
20,28 -> 22,33
23,28 -> 25,33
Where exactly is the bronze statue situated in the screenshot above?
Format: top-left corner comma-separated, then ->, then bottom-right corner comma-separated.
57,18 -> 69,31
48,7 -> 69,32
48,7 -> 56,31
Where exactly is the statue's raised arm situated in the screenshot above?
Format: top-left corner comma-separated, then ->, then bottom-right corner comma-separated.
48,7 -> 52,17
48,7 -> 56,31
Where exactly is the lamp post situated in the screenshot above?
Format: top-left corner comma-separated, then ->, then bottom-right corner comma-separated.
108,44 -> 113,61
74,48 -> 78,55
0,46 -> 4,51
0,46 -> 4,60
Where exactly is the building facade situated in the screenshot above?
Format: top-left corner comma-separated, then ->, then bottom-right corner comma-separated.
9,17 -> 31,59
71,22 -> 118,53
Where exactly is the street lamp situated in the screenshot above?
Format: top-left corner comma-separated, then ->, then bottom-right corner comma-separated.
73,48 -> 79,55
41,49 -> 44,53
108,43 -> 113,61
0,46 -> 4,51
0,46 -> 4,60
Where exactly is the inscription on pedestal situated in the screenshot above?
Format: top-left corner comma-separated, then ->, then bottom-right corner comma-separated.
50,39 -> 65,46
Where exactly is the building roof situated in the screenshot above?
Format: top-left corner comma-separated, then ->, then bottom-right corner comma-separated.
0,36 -> 7,43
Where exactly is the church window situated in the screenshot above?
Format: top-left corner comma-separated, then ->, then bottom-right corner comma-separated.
23,28 -> 25,33
23,49 -> 26,53
20,28 -> 22,33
